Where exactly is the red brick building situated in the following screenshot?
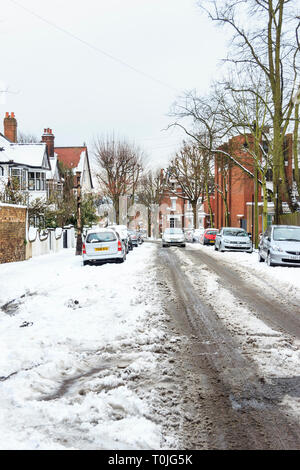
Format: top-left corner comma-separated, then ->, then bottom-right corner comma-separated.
211,132 -> 296,233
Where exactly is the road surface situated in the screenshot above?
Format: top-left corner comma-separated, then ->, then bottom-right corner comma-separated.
154,242 -> 300,449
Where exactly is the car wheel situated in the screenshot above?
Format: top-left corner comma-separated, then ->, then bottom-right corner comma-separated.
219,243 -> 224,252
214,243 -> 218,251
258,251 -> 264,262
83,260 -> 89,266
267,252 -> 275,267
181,244 -> 186,248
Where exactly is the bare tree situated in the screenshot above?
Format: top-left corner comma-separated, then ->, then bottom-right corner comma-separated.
199,0 -> 300,214
165,140 -> 214,228
93,136 -> 144,224
211,71 -> 274,243
136,168 -> 164,236
17,132 -> 39,143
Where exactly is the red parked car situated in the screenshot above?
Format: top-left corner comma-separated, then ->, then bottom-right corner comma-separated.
200,228 -> 219,245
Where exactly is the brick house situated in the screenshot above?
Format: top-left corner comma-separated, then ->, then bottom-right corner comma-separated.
212,133 -> 298,233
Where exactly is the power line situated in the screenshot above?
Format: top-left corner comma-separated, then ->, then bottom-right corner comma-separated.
9,0 -> 180,94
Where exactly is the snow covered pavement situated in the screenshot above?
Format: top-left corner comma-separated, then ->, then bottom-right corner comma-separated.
0,244 -> 179,450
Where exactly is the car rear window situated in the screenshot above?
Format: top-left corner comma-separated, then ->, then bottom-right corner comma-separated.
86,232 -> 117,243
206,230 -> 218,235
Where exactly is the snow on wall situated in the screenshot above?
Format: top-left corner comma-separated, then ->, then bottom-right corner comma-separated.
28,226 -> 75,258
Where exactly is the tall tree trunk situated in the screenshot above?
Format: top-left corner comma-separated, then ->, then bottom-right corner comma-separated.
293,104 -> 300,197
205,182 -> 214,227
192,201 -> 198,229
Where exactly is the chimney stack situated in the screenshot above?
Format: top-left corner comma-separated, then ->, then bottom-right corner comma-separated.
41,127 -> 55,158
3,112 -> 17,142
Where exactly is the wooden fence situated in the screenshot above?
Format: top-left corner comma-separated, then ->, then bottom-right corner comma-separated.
278,212 -> 300,226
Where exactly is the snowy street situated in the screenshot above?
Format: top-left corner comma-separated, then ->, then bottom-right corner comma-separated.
1,241 -> 300,449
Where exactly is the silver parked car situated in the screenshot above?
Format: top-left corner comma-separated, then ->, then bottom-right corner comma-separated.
258,225 -> 300,267
162,228 -> 185,247
215,227 -> 253,253
82,228 -> 126,265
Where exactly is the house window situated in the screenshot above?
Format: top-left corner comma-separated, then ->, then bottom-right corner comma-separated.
29,214 -> 45,228
170,217 -> 175,228
28,171 -> 46,191
170,198 -> 177,210
9,168 -> 27,190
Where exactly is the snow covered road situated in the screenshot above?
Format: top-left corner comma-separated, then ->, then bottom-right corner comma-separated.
1,241 -> 300,450
156,243 -> 300,449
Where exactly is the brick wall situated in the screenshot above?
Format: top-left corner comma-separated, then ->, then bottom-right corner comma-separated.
0,203 -> 27,264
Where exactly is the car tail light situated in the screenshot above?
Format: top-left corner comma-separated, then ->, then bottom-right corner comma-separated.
82,243 -> 86,254
118,240 -> 122,251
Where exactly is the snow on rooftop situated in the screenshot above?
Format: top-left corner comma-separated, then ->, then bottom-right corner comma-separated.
0,141 -> 49,169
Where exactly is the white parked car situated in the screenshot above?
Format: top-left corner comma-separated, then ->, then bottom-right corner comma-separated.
162,228 -> 185,247
193,228 -> 205,243
82,228 -> 126,265
215,227 -> 253,253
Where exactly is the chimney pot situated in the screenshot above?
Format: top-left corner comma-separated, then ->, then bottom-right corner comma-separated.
41,127 -> 55,158
3,112 -> 17,142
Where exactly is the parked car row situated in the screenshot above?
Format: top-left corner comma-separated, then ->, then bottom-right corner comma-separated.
194,224 -> 300,267
82,225 -> 144,266
161,223 -> 300,268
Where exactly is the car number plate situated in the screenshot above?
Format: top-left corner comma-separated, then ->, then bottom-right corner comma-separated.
289,255 -> 300,260
95,247 -> 109,251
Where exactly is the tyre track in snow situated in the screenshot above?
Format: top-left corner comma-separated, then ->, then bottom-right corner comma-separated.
155,244 -> 300,450
184,247 -> 300,339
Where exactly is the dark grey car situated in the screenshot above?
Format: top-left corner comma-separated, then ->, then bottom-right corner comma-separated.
258,225 -> 300,266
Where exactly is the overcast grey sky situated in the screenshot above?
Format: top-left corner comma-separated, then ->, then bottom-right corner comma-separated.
1,0 -> 229,170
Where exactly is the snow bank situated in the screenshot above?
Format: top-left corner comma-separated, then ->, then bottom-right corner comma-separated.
0,245 -> 176,450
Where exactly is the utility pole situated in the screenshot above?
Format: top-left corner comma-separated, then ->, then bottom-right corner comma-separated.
75,171 -> 82,255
